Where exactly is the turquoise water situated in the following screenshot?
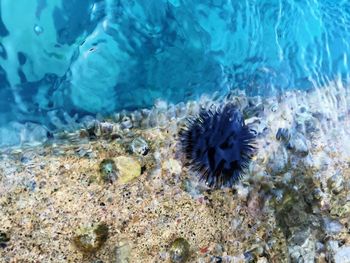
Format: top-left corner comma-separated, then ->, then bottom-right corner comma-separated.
1,0 -> 350,145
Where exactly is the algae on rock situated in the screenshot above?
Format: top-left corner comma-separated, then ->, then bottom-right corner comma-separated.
115,156 -> 141,184
169,238 -> 190,263
73,223 -> 109,254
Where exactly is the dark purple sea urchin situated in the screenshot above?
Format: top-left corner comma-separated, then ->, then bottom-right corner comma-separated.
179,104 -> 256,188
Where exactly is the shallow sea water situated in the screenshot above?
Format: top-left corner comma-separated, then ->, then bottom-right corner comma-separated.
1,1 -> 350,262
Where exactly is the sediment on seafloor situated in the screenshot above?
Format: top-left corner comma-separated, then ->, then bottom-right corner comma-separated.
1,82 -> 350,262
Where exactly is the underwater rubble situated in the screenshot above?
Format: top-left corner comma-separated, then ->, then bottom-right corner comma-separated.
1,83 -> 350,262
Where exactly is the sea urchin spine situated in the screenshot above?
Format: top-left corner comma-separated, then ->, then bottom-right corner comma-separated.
179,104 -> 256,188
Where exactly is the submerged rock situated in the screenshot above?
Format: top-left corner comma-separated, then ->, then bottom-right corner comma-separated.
244,246 -> 264,262
162,159 -> 182,175
115,156 -> 141,184
120,116 -> 133,129
266,146 -> 289,176
334,246 -> 350,263
286,133 -> 309,157
327,172 -> 344,195
272,187 -> 311,236
330,200 -> 350,218
0,231 -> 10,248
130,137 -> 149,156
115,239 -> 132,263
73,223 -> 109,254
99,159 -> 118,183
169,238 -> 190,263
99,122 -> 115,136
276,128 -> 291,142
243,102 -> 264,118
288,229 -> 316,263
323,218 -> 343,235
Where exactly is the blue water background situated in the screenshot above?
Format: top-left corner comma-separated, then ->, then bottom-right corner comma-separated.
0,0 -> 350,145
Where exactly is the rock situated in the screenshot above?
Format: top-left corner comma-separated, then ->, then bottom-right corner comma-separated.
80,115 -> 97,128
25,180 -> 37,192
81,118 -> 99,138
115,156 -> 141,184
304,117 -> 319,134
120,116 -> 133,129
236,184 -> 249,202
162,159 -> 182,175
157,112 -> 168,128
288,229 -> 316,263
147,110 -> 159,127
243,102 -> 264,118
247,191 -> 263,216
327,172 -> 344,195
287,133 -> 309,157
0,231 -> 10,248
295,110 -> 319,134
154,99 -> 168,111
334,246 -> 350,263
312,188 -> 324,201
245,117 -> 268,136
326,240 -> 339,259
273,187 -> 310,234
167,104 -> 176,120
99,122 -> 115,135
73,223 -> 109,254
257,257 -> 269,263
323,218 -> 343,235
244,246 -> 264,262
99,159 -> 118,183
312,152 -> 330,171
169,238 -> 190,263
270,103 -> 278,112
266,146 -> 289,175
22,122 -> 51,144
115,239 -> 132,263
130,111 -> 142,127
130,137 -> 149,156
276,128 -> 291,142
330,200 -> 350,218
175,102 -> 187,119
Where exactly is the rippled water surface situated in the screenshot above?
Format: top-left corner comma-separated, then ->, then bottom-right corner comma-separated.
1,0 -> 350,145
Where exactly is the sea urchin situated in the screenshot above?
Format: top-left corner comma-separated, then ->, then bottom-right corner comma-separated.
179,104 -> 256,188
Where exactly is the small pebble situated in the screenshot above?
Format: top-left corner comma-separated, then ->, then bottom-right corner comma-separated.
286,133 -> 309,157
120,116 -> 133,129
169,238 -> 190,263
115,156 -> 141,184
99,122 -> 114,135
266,146 -> 289,175
0,231 -> 10,248
327,172 -> 344,194
115,239 -> 132,263
334,246 -> 350,263
323,218 -> 343,235
73,223 -> 109,254
130,137 -> 149,156
99,159 -> 118,183
162,159 -> 182,175
276,128 -> 291,142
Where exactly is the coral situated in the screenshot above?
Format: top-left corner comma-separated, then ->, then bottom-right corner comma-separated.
179,104 -> 256,188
